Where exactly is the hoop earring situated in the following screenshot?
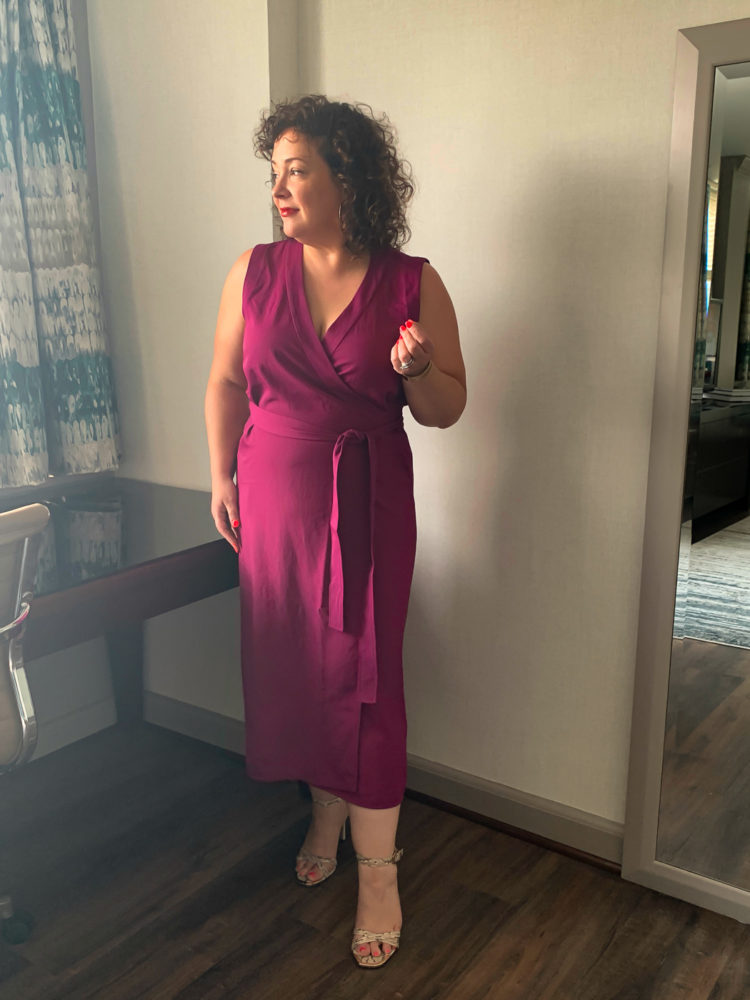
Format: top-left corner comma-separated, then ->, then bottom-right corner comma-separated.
338,204 -> 343,228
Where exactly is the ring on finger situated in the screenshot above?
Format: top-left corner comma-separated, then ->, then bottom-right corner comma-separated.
398,356 -> 415,371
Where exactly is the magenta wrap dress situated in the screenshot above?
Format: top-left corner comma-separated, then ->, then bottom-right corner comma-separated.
236,238 -> 428,809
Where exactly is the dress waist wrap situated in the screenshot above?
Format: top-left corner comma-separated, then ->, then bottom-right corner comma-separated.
247,403 -> 404,704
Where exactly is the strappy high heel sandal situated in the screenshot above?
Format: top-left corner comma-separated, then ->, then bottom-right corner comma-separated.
295,795 -> 348,886
351,846 -> 404,968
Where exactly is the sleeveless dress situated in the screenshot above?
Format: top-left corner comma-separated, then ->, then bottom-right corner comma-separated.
237,237 -> 427,809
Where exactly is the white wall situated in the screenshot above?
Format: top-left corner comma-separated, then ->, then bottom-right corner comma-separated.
86,0 -> 273,489
27,638 -> 116,759
35,0 -> 750,827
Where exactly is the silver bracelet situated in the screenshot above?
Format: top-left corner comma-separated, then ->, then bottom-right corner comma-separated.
402,359 -> 434,382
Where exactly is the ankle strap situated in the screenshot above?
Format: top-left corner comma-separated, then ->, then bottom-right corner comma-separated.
355,847 -> 404,866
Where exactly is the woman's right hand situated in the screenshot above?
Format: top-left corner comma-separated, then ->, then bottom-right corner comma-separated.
211,477 -> 241,553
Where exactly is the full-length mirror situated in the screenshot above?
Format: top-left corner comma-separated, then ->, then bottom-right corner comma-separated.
624,17 -> 750,922
657,60 -> 750,888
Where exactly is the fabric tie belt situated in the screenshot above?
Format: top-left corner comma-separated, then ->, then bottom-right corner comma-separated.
247,403 -> 404,704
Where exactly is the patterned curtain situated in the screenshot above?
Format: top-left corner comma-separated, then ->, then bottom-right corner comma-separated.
0,0 -> 119,488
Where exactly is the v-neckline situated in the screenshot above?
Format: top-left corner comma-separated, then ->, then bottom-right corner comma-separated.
294,240 -> 375,346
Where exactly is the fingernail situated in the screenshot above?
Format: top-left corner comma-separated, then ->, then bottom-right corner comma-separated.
406,319 -> 413,328
400,325 -> 406,332
233,520 -> 239,528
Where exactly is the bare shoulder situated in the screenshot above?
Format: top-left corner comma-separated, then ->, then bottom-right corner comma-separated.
418,261 -> 465,388
238,246 -> 254,269
225,246 -> 254,289
419,262 -> 458,333
215,248 -> 255,320
212,248 -> 255,367
421,261 -> 448,292
420,261 -> 455,304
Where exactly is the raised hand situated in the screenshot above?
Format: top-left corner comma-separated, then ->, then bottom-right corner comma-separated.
390,319 -> 434,378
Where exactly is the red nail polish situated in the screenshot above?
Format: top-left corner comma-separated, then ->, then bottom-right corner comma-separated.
400,325 -> 406,332
233,520 -> 239,528
406,320 -> 413,328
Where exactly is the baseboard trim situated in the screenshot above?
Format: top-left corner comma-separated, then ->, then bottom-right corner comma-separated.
406,754 -> 623,866
143,693 -> 623,865
144,691 -> 246,753
32,698 -> 117,760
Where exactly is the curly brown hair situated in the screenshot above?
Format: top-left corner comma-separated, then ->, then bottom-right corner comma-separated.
254,95 -> 414,255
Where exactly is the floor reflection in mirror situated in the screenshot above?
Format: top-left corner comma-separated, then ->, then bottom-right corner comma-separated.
659,515 -> 750,886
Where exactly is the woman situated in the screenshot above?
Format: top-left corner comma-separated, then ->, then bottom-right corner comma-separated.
205,95 -> 466,968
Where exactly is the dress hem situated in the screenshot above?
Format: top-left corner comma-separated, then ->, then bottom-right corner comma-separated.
244,763 -> 405,810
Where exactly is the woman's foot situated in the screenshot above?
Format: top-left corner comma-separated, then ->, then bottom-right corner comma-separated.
353,861 -> 402,960
295,795 -> 348,884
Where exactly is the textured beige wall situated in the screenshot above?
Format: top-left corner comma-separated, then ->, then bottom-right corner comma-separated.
297,0 -> 750,823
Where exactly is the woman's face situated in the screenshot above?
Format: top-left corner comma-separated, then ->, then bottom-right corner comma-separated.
271,129 -> 342,245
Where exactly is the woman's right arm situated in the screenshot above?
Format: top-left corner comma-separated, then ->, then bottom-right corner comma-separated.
205,248 -> 253,552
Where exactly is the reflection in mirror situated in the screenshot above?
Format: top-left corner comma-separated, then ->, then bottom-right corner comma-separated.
657,61 -> 750,887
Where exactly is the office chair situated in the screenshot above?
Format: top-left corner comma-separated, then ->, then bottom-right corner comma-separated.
0,503 -> 50,944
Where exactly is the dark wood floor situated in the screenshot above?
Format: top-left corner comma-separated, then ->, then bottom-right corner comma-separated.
3,724 -> 750,999
659,638 -> 750,887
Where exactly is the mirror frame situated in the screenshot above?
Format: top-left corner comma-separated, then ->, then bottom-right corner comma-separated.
623,16 -> 750,922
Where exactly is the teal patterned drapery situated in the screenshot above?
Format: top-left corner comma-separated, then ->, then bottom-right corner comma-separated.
0,0 -> 119,487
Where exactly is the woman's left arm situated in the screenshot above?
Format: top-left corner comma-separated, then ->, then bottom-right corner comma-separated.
391,264 -> 467,428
